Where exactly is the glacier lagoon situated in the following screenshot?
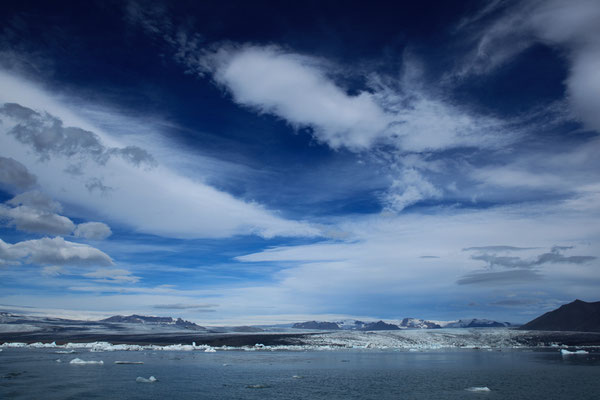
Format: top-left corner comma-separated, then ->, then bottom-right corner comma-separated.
1,346 -> 599,399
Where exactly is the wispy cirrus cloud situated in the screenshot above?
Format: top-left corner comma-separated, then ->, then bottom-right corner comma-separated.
457,0 -> 600,133
0,73 -> 320,239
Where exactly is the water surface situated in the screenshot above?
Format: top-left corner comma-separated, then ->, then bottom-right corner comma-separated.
1,348 -> 599,399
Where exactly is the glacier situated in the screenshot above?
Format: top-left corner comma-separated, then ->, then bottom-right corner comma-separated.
1,328 -> 597,352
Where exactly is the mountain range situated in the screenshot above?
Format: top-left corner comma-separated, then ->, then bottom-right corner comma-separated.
101,314 -> 204,330
292,318 -> 514,331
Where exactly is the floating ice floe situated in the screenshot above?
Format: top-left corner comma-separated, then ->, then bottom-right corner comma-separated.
136,376 -> 157,383
292,375 -> 303,379
246,384 -> 270,389
560,349 -> 589,356
465,387 -> 491,392
55,350 -> 75,354
114,361 -> 144,364
205,347 -> 216,352
70,358 -> 104,365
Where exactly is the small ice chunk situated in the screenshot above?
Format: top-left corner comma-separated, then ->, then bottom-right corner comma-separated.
205,347 -> 216,353
114,361 -> 144,364
136,376 -> 157,383
56,359 -> 62,363
560,349 -> 589,356
292,375 -> 303,379
466,387 -> 491,392
70,358 -> 104,365
55,350 -> 75,354
246,384 -> 270,389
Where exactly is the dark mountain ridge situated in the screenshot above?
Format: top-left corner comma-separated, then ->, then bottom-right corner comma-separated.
101,314 -> 205,330
520,299 -> 600,332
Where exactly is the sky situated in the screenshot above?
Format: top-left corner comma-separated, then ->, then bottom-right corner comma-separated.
0,0 -> 599,325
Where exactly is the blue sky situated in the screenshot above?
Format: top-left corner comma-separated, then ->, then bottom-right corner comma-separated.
0,0 -> 599,324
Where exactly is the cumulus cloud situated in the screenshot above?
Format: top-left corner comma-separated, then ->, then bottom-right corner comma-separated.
0,156 -> 36,189
0,103 -> 156,167
0,190 -> 112,238
0,237 -> 113,266
74,222 -> 112,240
459,0 -> 600,133
8,190 -> 61,212
0,204 -> 75,235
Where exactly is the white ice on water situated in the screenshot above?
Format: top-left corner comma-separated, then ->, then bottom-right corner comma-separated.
0,328 -> 591,352
560,349 -> 589,355
69,358 -> 104,365
114,361 -> 144,364
136,376 -> 157,383
465,386 -> 491,392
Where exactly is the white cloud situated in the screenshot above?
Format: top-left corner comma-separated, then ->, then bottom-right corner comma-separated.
0,71 -> 320,239
199,44 -> 510,154
0,237 -> 113,266
82,268 -> 139,283
0,204 -> 75,235
460,0 -> 600,133
74,222 -> 112,240
234,200 -> 600,313
0,156 -> 36,189
207,45 -> 392,150
8,190 -> 62,212
383,168 -> 442,212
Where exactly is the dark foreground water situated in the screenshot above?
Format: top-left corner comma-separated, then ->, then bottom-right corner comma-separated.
1,348 -> 599,399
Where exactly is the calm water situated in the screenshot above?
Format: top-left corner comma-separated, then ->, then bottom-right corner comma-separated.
1,348 -> 599,399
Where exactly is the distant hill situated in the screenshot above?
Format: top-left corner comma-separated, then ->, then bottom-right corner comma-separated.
292,321 -> 340,330
520,300 -> 600,332
361,320 -> 400,331
445,319 -> 512,328
101,314 -> 205,330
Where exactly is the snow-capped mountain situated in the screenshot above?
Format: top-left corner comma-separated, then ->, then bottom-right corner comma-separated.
442,319 -> 513,328
399,318 -> 442,329
291,318 -> 515,331
101,315 -> 205,330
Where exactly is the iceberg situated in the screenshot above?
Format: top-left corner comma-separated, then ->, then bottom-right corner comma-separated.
70,358 -> 104,365
560,349 -> 589,356
136,376 -> 157,383
465,387 -> 491,392
204,347 -> 216,353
